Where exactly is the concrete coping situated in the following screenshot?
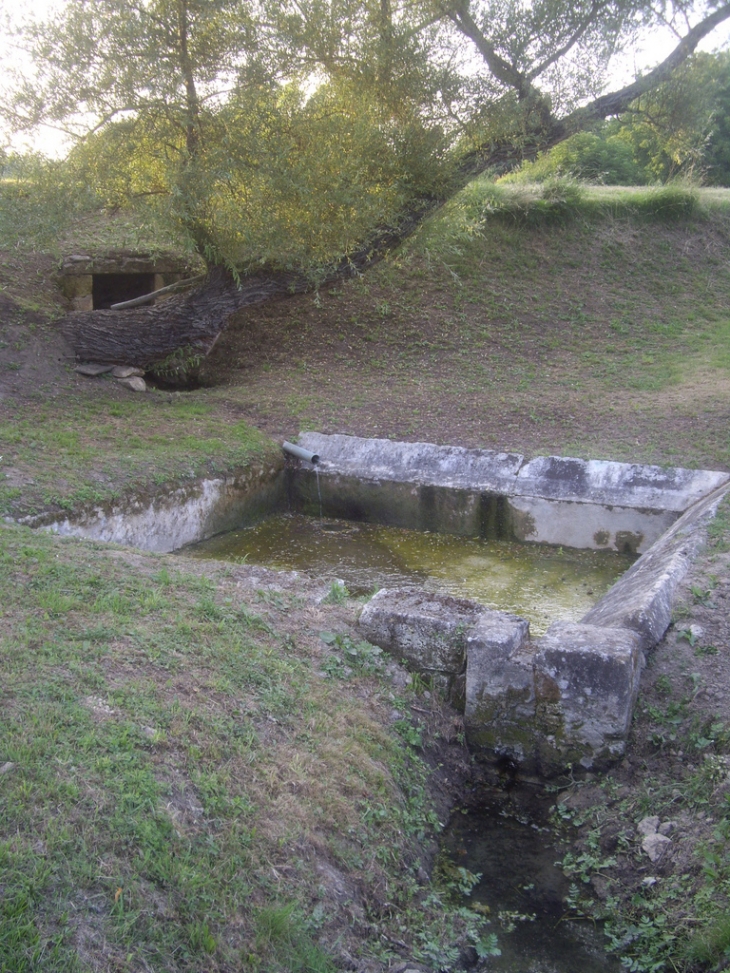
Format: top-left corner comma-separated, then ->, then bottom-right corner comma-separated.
297,433 -> 524,493
357,481 -> 730,776
297,433 -> 729,514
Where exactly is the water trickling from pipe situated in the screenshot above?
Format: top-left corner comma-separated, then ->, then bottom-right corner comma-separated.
314,467 -> 323,520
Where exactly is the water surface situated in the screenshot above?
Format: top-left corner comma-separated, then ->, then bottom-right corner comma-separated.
443,796 -> 620,973
185,514 -> 635,634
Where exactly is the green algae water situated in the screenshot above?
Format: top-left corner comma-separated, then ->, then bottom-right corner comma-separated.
442,793 -> 621,973
185,514 -> 634,634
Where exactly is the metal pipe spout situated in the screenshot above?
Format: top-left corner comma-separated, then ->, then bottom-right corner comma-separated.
282,441 -> 320,465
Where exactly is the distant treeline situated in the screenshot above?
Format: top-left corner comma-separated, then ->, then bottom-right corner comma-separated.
506,53 -> 730,186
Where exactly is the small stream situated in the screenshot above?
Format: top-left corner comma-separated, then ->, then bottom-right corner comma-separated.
442,791 -> 620,973
184,513 -> 634,634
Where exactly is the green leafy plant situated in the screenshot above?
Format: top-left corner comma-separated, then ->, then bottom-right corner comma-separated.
323,580 -> 349,603
394,719 -> 424,748
318,631 -> 384,678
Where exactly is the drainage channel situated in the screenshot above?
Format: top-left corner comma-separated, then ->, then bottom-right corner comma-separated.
184,512 -> 627,971
441,789 -> 621,973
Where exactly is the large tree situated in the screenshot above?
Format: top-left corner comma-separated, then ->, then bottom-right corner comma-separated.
3,0 -> 730,371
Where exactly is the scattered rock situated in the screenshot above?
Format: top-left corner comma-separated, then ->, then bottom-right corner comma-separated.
82,695 -> 117,718
386,662 -> 410,690
658,820 -> 676,836
111,365 -> 145,378
75,363 -> 114,376
637,815 -> 660,836
0,761 -> 15,775
642,832 -> 672,862
116,376 -> 147,392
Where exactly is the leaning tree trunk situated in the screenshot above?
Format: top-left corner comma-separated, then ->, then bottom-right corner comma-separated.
61,266 -> 311,372
60,205 -> 436,374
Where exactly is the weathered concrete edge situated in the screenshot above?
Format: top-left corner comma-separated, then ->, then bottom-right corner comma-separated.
582,480 -> 730,647
356,473 -> 727,774
297,432 -> 730,513
14,461 -> 286,554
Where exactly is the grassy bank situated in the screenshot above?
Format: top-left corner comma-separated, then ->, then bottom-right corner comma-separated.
0,523 -> 491,971
203,181 -> 730,471
2,179 -> 730,971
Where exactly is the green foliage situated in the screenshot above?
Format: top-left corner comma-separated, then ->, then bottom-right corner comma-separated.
2,1 -> 448,271
0,151 -> 100,251
505,53 -> 730,188
611,52 -> 730,185
318,631 -> 384,678
5,0 -> 730,272
415,177 -> 588,259
150,345 -> 205,384
506,131 -> 645,185
556,691 -> 730,973
394,719 -> 424,748
683,910 -> 730,968
620,184 -> 701,221
323,580 -> 350,604
0,400 -> 274,519
708,495 -> 730,551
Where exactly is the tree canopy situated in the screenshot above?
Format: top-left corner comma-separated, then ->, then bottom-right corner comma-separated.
2,1 -> 730,370
4,0 -> 730,271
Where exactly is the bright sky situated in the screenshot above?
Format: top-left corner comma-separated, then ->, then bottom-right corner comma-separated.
0,0 -> 70,156
1,0 -> 729,159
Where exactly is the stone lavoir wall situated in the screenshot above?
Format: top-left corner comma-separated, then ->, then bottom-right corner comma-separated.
358,483 -> 729,778
26,425 -> 730,778
296,433 -> 729,554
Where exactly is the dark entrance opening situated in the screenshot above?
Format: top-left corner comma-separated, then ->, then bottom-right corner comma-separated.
92,273 -> 155,310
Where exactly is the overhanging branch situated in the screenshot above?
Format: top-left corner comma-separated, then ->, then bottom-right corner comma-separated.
553,2 -> 730,140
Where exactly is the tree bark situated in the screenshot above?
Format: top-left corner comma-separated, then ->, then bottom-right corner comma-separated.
61,207 -> 434,369
62,267 -> 306,367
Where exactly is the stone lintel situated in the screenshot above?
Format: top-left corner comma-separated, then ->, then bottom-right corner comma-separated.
61,252 -> 194,276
